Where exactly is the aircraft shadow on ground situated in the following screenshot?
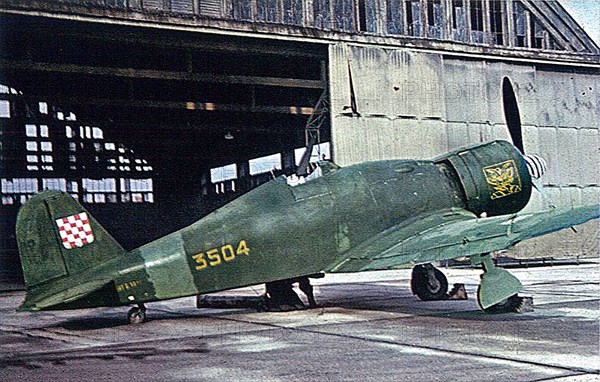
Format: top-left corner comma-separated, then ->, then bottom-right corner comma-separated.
51,281 -> 550,330
57,317 -> 130,331
53,307 -> 245,330
314,282 -> 548,322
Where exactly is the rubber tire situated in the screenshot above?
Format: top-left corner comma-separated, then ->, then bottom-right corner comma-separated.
477,287 -> 522,313
411,265 -> 448,301
127,307 -> 147,324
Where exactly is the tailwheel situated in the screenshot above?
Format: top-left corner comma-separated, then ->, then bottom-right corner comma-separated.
127,304 -> 147,324
411,264 -> 448,301
477,287 -> 523,313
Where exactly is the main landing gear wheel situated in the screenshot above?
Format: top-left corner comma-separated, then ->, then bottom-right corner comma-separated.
477,287 -> 523,313
411,264 -> 448,301
127,304 -> 147,324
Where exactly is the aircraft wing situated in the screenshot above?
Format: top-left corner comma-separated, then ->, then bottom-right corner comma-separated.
327,204 -> 599,273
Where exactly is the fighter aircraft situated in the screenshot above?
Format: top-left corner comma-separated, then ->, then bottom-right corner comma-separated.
15,140 -> 599,323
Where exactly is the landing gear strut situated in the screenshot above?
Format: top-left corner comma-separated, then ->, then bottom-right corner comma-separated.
411,264 -> 448,301
127,303 -> 147,324
472,253 -> 529,313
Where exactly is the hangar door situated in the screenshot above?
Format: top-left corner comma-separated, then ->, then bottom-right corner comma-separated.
0,15 -> 330,278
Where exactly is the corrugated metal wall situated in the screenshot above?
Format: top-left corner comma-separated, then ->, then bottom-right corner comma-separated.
171,0 -> 194,14
142,0 -> 164,12
199,0 -> 223,17
328,43 -> 599,259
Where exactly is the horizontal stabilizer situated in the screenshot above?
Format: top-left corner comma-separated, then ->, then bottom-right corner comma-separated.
18,279 -> 115,311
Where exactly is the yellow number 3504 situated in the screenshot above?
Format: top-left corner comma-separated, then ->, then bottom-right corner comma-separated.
192,240 -> 250,271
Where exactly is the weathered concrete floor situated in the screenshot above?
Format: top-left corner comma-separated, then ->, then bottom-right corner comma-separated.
1,262 -> 599,381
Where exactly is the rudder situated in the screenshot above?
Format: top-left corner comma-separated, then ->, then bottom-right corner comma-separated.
16,190 -> 126,290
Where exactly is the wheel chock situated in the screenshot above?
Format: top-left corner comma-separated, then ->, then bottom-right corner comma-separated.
516,296 -> 534,313
447,283 -> 468,300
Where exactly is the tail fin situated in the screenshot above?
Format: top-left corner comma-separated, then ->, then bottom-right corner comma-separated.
16,190 -> 126,294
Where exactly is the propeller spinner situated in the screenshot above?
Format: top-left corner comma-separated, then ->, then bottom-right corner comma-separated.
523,154 -> 548,179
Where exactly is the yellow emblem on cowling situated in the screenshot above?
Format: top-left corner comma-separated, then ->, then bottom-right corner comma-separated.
483,160 -> 522,200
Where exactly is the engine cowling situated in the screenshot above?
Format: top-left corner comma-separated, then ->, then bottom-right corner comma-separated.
435,140 -> 532,217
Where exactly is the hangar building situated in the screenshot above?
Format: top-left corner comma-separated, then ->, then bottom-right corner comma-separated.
1,0 -> 598,281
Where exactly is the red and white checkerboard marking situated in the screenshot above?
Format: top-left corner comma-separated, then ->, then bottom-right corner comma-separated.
55,212 -> 95,249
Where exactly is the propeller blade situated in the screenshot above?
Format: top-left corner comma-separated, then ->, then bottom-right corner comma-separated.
502,78 -> 554,209
502,78 -> 525,153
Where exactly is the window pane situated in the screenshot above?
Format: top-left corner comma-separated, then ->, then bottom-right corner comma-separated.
26,141 -> 38,151
92,127 -> 104,139
25,124 -> 37,137
40,142 -> 53,152
40,125 -> 49,137
294,142 -> 331,165
210,163 -> 238,183
249,153 -> 282,175
0,100 -> 10,118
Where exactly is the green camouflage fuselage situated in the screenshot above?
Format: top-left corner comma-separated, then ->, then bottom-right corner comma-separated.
116,159 -> 464,305
18,140 -> 539,311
